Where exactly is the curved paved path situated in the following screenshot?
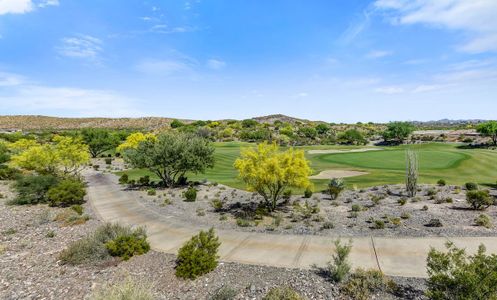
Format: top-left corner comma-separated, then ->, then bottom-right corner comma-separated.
86,172 -> 497,278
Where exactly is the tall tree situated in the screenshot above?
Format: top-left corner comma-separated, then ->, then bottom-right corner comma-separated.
476,121 -> 497,146
81,128 -> 118,158
382,121 -> 415,144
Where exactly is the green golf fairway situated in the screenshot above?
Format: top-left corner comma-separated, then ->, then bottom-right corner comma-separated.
117,142 -> 497,191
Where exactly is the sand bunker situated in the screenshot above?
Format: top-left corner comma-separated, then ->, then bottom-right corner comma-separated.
307,148 -> 382,154
309,170 -> 368,179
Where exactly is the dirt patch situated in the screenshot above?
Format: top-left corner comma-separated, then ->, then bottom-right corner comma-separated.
310,169 -> 368,179
308,148 -> 382,154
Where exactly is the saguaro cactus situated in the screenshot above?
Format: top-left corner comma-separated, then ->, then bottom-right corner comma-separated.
406,149 -> 418,197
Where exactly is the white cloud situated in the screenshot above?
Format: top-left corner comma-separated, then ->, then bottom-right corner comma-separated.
374,86 -> 404,94
0,72 -> 24,86
366,50 -> 393,59
206,59 -> 226,70
38,0 -> 58,8
57,35 -> 103,60
136,59 -> 193,75
375,0 -> 497,53
0,0 -> 33,15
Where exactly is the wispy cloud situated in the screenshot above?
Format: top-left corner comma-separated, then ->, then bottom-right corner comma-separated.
0,72 -> 25,86
366,50 -> 393,59
57,35 -> 103,60
206,59 -> 226,70
339,9 -> 372,45
136,59 -> 194,75
0,0 -> 33,15
374,86 -> 404,94
38,0 -> 58,8
375,0 -> 497,53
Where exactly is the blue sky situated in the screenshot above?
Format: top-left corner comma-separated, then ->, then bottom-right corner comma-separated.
0,0 -> 496,122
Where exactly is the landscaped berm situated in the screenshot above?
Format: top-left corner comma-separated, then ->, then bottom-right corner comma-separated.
1,117 -> 497,299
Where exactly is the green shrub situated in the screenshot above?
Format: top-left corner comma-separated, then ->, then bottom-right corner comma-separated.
93,165 -> 100,171
147,189 -> 156,196
341,268 -> 393,300
466,190 -> 493,210
11,175 -> 59,205
303,187 -> 313,198
118,174 -> 129,184
370,194 -> 383,205
426,188 -> 438,196
398,198 -> 407,206
105,231 -> 150,261
210,286 -> 238,300
422,205 -> 429,211
321,221 -> 334,230
328,239 -> 352,282
183,187 -> 197,202
351,204 -> 362,212
437,179 -> 446,186
70,204 -> 84,215
0,166 -> 20,180
328,178 -> 345,200
426,218 -> 443,227
59,223 -> 146,265
210,198 -> 223,211
283,189 -> 292,200
47,178 -> 86,207
55,209 -> 90,226
105,158 -> 112,165
263,287 -> 303,300
400,212 -> 410,219
373,220 -> 385,229
465,182 -> 478,191
426,242 -> 497,300
90,277 -> 154,300
236,218 -> 252,227
475,214 -> 492,228
138,175 -> 150,186
175,228 -> 221,279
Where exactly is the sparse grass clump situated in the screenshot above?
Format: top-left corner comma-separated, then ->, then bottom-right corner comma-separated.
351,204 -> 362,212
342,268 -> 394,300
54,209 -> 90,226
373,220 -> 385,229
475,214 -> 492,228
210,286 -> 238,300
90,278 -> 154,300
263,287 -> 303,300
147,189 -> 156,196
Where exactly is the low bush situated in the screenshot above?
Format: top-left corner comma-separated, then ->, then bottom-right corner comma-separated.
105,229 -> 150,261
138,175 -> 150,186
426,218 -> 443,227
59,223 -> 148,265
47,178 -> 86,207
328,178 -> 345,200
0,166 -> 20,180
282,189 -> 292,200
390,217 -> 401,226
351,204 -> 362,212
70,204 -> 84,215
328,239 -> 352,282
465,182 -> 478,191
303,187 -> 313,198
118,174 -> 129,185
475,214 -> 492,228
210,198 -> 224,211
175,228 -> 221,279
321,221 -> 334,230
210,286 -> 238,300
147,189 -> 156,196
183,187 -> 197,202
400,212 -> 410,219
426,242 -> 497,300
437,179 -> 446,186
236,218 -> 252,227
398,198 -> 407,206
105,158 -> 112,165
263,287 -> 303,300
373,220 -> 385,229
90,277 -> 154,300
422,205 -> 429,211
466,190 -> 493,210
341,268 -> 393,300
55,209 -> 89,226
11,175 -> 59,205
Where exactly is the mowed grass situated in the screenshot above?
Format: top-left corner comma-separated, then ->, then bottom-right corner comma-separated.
117,142 -> 497,191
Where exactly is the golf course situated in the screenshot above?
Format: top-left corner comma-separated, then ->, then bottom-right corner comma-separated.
119,142 -> 497,191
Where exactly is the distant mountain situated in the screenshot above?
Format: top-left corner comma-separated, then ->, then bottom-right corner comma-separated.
251,114 -> 318,124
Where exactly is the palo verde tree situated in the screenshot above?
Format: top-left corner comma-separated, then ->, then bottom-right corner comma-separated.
476,121 -> 497,146
234,142 -> 312,211
116,132 -> 156,153
81,128 -> 118,158
382,121 -> 415,144
123,132 -> 214,187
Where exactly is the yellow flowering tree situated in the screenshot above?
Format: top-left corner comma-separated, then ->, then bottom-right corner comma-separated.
116,132 -> 157,152
234,142 -> 312,211
53,136 -> 90,175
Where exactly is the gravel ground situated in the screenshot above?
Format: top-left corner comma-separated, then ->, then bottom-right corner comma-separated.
0,179 -> 427,300
132,181 -> 497,238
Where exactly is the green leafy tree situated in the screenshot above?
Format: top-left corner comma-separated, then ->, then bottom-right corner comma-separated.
81,128 -> 118,158
175,228 -> 221,279
298,126 -> 318,139
315,123 -> 330,135
338,129 -> 367,145
170,119 -> 185,128
382,121 -> 415,144
124,133 -> 215,187
476,121 -> 497,146
426,242 -> 497,300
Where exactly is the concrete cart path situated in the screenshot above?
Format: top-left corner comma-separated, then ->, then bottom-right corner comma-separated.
86,172 -> 497,278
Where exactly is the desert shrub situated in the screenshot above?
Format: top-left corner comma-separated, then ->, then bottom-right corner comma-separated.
93,165 -> 100,171
328,239 -> 352,282
105,158 -> 112,165
426,218 -> 443,227
422,205 -> 429,211
303,187 -> 313,198
321,221 -> 334,230
466,190 -> 493,210
118,174 -> 129,184
273,213 -> 283,227
341,268 -> 393,300
90,277 -> 154,300
236,218 -> 252,227
147,189 -> 156,196
426,188 -> 438,196
175,228 -> 221,279
59,223 -> 147,265
105,230 -> 150,261
328,178 -> 345,200
426,242 -> 497,300
373,220 -> 385,229
351,204 -> 362,212
138,175 -> 150,186
210,286 -> 238,300
400,212 -> 410,219
71,204 -> 84,215
47,178 -> 86,207
475,214 -> 492,228
196,208 -> 205,216
183,187 -> 197,202
437,179 -> 446,186
263,287 -> 303,300
371,194 -> 383,205
210,198 -> 224,211
46,230 -> 55,238
128,179 -> 136,185
11,174 -> 59,205
54,208 -> 90,226
0,166 -> 20,180
465,182 -> 478,191
282,189 -> 292,200
398,198 -> 407,206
